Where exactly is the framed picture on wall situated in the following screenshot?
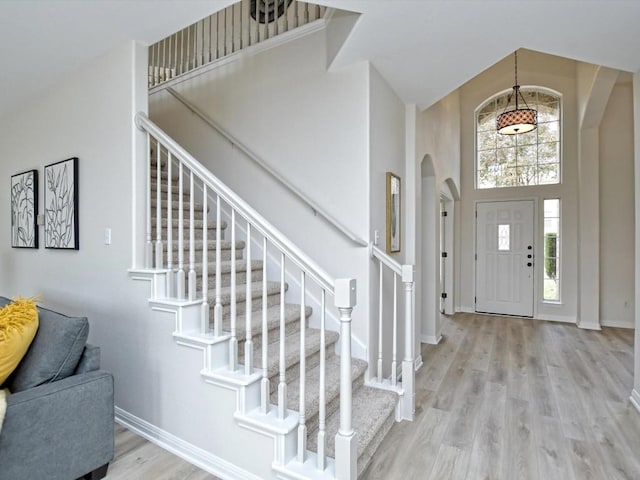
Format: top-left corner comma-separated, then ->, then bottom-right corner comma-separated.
44,157 -> 79,250
386,172 -> 401,253
10,169 -> 38,248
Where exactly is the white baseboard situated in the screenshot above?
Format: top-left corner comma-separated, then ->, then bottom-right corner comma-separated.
459,306 -> 475,314
115,407 -> 262,480
414,354 -> 423,371
420,334 -> 442,345
577,321 -> 602,331
601,319 -> 635,329
534,314 -> 577,324
630,389 -> 640,414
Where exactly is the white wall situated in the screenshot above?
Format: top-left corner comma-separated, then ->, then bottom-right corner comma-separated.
458,49 -> 580,322
600,82 -> 635,328
414,91 -> 461,342
149,29 -> 373,348
368,63 -> 407,372
0,41 -> 280,479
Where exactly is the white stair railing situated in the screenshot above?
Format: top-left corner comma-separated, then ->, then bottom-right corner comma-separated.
148,0 -> 327,88
370,245 -> 415,421
137,111 -> 358,477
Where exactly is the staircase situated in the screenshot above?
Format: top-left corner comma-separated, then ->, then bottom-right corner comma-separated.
129,116 -> 408,479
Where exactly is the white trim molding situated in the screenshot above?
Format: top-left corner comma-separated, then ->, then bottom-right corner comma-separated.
630,389 -> 640,414
421,334 -> 442,345
115,407 -> 264,480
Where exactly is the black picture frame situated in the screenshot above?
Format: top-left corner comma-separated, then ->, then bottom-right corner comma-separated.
10,169 -> 38,248
44,157 -> 79,250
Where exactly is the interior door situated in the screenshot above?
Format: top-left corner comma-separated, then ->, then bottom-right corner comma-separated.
476,200 -> 534,317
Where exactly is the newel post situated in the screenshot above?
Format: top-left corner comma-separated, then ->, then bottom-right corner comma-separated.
334,278 -> 357,480
401,264 -> 415,421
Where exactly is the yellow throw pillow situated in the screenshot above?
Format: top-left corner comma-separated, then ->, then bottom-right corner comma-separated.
0,297 -> 39,385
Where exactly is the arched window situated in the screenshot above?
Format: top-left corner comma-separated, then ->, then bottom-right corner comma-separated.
476,88 -> 561,189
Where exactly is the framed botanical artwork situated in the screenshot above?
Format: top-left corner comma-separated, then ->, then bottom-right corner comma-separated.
10,169 -> 38,248
44,157 -> 79,250
386,172 -> 401,253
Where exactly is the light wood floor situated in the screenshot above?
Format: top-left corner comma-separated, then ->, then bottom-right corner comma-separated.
107,313 -> 639,479
105,424 -> 220,480
362,313 -> 640,480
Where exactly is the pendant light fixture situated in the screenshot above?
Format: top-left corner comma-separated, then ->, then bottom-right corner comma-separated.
497,51 -> 537,135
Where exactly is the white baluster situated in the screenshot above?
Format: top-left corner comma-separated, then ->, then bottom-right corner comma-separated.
261,237 -> 269,414
193,23 -> 197,69
377,265 -> 383,382
188,171 -> 196,301
201,185 -> 210,333
229,209 -> 238,370
214,196 -> 222,336
297,272 -> 306,463
180,30 -> 185,75
277,253 -> 287,419
401,265 -> 415,421
223,7 -> 227,57
317,289 -> 326,470
177,162 -> 185,299
186,25 -> 190,73
166,152 -> 173,297
231,4 -> 235,54
391,273 -> 398,386
145,132 -> 153,268
254,0 -> 259,44
244,223 -> 253,375
334,278 -> 357,480
155,140 -> 163,270
173,32 -> 177,78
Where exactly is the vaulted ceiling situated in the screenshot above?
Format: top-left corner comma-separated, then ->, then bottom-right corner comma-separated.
1,0 -> 640,118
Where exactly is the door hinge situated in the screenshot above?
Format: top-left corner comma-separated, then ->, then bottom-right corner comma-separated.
475,296 -> 477,304
442,252 -> 448,258
475,253 -> 477,260
442,211 -> 448,217
441,292 -> 448,299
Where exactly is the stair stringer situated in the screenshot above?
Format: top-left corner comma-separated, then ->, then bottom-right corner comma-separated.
130,268 -> 349,480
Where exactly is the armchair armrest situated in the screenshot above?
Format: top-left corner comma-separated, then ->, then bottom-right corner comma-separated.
0,370 -> 114,480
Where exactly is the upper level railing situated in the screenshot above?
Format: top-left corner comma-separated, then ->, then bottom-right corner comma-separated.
370,245 -> 415,421
149,0 -> 327,88
135,111 -> 358,475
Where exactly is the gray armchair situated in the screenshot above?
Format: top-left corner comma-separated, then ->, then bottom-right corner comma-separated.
0,298 -> 115,480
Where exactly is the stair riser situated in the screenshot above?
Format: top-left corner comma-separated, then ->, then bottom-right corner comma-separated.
215,291 -> 283,319
152,228 -> 225,241
152,207 -> 205,221
265,342 -> 337,396
151,200 -> 206,212
235,319 -> 303,354
194,269 -> 264,291
150,185 -> 191,200
164,248 -> 243,263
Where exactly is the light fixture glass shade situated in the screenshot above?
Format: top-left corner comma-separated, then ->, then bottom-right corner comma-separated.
497,107 -> 537,135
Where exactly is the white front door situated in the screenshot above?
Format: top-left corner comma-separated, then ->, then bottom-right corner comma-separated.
476,200 -> 534,317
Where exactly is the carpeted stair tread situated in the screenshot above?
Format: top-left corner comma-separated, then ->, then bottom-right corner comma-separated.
186,260 -> 262,276
224,303 -> 311,343
206,280 -> 284,307
153,218 -> 227,231
169,239 -> 245,252
241,328 -> 339,380
274,355 -> 368,434
151,198 -> 206,211
306,385 -> 397,473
